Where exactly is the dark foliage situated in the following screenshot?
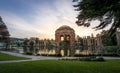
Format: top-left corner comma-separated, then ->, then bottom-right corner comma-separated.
60,57 -> 105,61
101,30 -> 117,46
25,52 -> 33,55
0,16 -> 10,49
73,0 -> 120,35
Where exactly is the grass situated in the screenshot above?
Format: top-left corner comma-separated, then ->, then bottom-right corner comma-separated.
0,60 -> 120,73
0,52 -> 29,61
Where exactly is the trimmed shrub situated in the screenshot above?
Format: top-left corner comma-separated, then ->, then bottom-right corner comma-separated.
25,52 -> 33,55
36,54 -> 41,56
56,54 -> 62,57
60,57 -> 105,62
105,46 -> 120,53
95,57 -> 105,61
79,57 -> 91,61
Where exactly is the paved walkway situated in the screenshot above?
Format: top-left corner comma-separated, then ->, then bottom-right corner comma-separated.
0,51 -> 60,60
0,51 -> 120,64
0,60 -> 33,64
0,51 -> 60,64
103,56 -> 120,60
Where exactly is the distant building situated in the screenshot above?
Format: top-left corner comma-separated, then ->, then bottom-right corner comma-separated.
82,34 -> 103,54
10,37 -> 24,48
23,37 -> 56,55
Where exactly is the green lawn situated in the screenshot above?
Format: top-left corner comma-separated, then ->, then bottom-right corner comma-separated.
0,52 -> 29,61
0,60 -> 120,73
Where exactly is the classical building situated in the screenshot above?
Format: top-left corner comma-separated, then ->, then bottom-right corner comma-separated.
55,25 -> 75,56
22,25 -> 104,56
22,25 -> 120,56
10,38 -> 24,47
55,25 -> 75,45
23,37 -> 56,55
22,25 -> 76,56
82,34 -> 103,54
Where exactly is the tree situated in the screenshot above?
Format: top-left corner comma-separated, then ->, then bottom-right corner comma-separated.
73,0 -> 120,35
0,16 -> 10,49
23,38 -> 29,53
46,40 -> 54,50
29,41 -> 34,52
75,35 -> 83,51
34,38 -> 39,54
101,30 -> 117,46
77,35 -> 83,45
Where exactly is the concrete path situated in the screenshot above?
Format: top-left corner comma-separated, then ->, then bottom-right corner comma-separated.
0,51 -> 60,60
0,60 -> 33,64
0,51 -> 120,64
103,57 -> 120,60
0,51 -> 60,64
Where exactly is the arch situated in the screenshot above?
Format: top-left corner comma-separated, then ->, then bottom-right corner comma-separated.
60,35 -> 64,41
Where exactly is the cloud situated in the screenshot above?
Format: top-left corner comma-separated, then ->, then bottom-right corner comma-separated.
0,0 -> 101,39
0,12 -> 42,38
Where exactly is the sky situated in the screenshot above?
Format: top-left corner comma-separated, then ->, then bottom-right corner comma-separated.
0,0 -> 102,39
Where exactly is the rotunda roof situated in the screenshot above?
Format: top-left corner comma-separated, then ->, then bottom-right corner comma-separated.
56,25 -> 74,31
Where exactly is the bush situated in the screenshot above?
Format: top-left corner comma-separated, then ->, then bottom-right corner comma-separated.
105,46 -> 120,53
74,54 -> 102,57
79,57 -> 105,61
25,52 -> 33,55
60,57 -> 105,62
47,54 -> 56,57
103,54 -> 119,57
95,57 -> 105,61
79,57 -> 91,61
74,54 -> 90,57
56,54 -> 62,57
41,54 -> 47,56
35,54 -> 41,56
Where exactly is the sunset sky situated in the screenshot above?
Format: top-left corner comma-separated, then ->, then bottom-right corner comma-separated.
0,0 -> 103,39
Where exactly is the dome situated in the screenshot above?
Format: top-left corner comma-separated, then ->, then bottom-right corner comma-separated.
56,25 -> 74,31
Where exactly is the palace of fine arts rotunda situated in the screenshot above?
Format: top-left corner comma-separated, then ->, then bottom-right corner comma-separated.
22,25 -> 120,56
